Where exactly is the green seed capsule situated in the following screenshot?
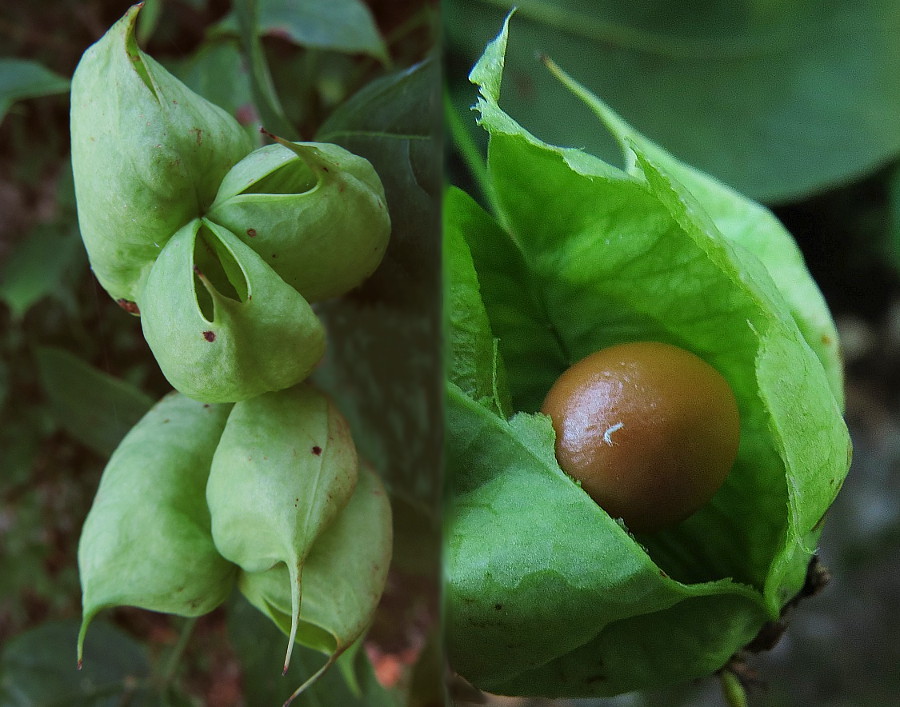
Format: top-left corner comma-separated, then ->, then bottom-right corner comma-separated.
70,4 -> 252,302
238,462 -> 392,699
77,393 -> 235,665
138,218 -> 326,403
540,341 -> 741,533
206,384 -> 358,673
206,140 -> 390,303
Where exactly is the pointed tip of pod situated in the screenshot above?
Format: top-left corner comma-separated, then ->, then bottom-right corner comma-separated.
282,562 -> 303,676
282,653 -> 337,707
76,610 -> 94,670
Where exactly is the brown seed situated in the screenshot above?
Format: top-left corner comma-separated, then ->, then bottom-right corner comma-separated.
540,341 -> 740,533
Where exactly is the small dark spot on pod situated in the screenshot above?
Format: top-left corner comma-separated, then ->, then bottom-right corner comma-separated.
202,330 -> 216,342
116,299 -> 140,315
247,228 -> 257,238
311,446 -> 322,455
494,603 -> 503,610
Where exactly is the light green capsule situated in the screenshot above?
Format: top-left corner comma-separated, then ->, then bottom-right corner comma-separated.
206,139 -> 390,303
206,384 -> 359,672
70,3 -> 253,303
77,393 -> 235,666
138,218 -> 325,403
238,462 -> 392,698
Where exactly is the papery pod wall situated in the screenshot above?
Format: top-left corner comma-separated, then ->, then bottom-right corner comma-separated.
443,16 -> 852,697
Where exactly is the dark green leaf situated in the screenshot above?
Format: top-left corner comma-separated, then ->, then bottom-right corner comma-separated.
135,0 -> 163,45
218,0 -> 387,61
0,620 -> 153,706
446,0 -> 900,202
170,39 -> 254,122
35,346 -> 154,456
0,59 -> 69,123
0,224 -> 83,319
313,58 -> 442,512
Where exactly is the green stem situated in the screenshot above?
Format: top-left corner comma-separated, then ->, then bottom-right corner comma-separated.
161,616 -> 198,688
235,0 -> 297,139
720,668 -> 749,707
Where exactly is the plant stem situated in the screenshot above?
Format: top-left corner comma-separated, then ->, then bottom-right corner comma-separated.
720,668 -> 749,707
161,616 -> 199,688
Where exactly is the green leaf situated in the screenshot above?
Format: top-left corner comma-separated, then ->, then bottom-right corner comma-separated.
0,620 -> 153,706
70,4 -> 254,301
442,188 -> 509,417
446,383 -> 769,695
0,223 -> 83,319
312,57 -> 442,512
446,0 -> 900,202
444,186 -> 563,414
0,58 -> 69,124
35,347 -> 154,457
170,39 -> 254,122
77,393 -> 236,663
218,0 -> 388,61
541,54 -> 844,408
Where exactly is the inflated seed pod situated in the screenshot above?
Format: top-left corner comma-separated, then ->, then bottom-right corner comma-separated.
206,384 -> 358,672
540,341 -> 741,532
206,139 -> 390,303
77,393 -> 235,665
138,218 -> 326,403
70,4 -> 253,304
238,462 -> 392,700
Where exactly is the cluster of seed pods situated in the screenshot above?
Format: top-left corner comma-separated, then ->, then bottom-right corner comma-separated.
70,5 -> 393,700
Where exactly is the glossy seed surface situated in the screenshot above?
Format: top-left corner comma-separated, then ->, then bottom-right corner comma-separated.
541,341 -> 741,532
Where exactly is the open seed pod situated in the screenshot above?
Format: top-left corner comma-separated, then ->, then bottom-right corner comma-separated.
444,17 -> 851,698
138,218 -> 325,403
237,462 -> 392,700
206,383 -> 358,674
77,393 -> 235,666
70,3 -> 253,303
206,139 -> 391,303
